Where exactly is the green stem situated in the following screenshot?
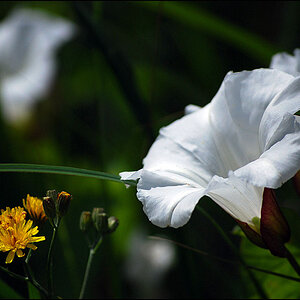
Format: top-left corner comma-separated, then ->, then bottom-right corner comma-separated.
0,254 -> 48,297
285,247 -> 300,277
47,223 -> 59,298
0,265 -> 28,282
79,237 -> 103,299
149,236 -> 300,282
24,249 -> 49,298
196,206 -> 268,299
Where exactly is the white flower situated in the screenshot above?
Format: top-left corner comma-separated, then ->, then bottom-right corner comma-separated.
270,48 -> 300,76
120,69 -> 300,232
0,8 -> 75,123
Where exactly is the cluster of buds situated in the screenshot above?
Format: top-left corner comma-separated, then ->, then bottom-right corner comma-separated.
43,190 -> 72,227
79,207 -> 119,248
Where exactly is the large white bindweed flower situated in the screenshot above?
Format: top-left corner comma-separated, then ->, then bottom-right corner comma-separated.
0,8 -> 75,123
120,68 -> 300,256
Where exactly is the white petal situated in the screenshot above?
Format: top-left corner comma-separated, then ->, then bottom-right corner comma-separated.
270,49 -> 300,76
234,120 -> 300,188
260,77 -> 300,150
206,173 -> 263,224
184,104 -> 200,115
119,170 -> 142,181
137,170 -> 205,228
156,103 -> 226,178
208,69 -> 293,171
232,77 -> 300,188
222,69 -> 294,131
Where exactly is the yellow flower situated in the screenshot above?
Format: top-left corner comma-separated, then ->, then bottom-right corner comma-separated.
0,206 -> 26,229
23,194 -> 47,225
0,207 -> 45,264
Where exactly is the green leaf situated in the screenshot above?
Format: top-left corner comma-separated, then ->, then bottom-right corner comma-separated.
0,278 -> 23,299
135,1 -> 279,64
27,282 -> 40,299
0,163 -> 136,186
239,208 -> 300,299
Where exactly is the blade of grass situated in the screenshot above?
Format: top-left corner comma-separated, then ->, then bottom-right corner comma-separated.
0,163 -> 136,186
149,236 -> 300,283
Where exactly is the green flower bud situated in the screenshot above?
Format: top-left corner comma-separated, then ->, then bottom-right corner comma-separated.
79,211 -> 92,232
91,207 -> 108,233
57,191 -> 72,217
107,216 -> 119,234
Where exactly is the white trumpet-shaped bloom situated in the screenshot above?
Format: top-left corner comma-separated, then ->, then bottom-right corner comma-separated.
120,69 -> 300,229
0,8 -> 75,122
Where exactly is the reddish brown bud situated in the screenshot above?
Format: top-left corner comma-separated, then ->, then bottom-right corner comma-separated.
260,188 -> 291,257
293,171 -> 300,197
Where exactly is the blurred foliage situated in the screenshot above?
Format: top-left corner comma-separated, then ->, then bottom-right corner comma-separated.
0,1 -> 299,299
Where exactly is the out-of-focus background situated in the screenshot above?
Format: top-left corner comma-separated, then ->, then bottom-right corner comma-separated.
0,1 -> 299,299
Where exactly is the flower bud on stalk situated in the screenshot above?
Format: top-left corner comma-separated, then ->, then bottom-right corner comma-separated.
79,211 -> 92,232
42,196 -> 57,220
91,207 -> 108,233
107,216 -> 119,234
57,191 -> 72,217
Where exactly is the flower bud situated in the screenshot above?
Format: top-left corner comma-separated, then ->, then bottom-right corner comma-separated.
293,171 -> 300,197
57,191 -> 72,217
260,188 -> 290,257
42,196 -> 56,220
79,211 -> 92,232
91,207 -> 108,233
46,190 -> 58,202
107,216 -> 119,234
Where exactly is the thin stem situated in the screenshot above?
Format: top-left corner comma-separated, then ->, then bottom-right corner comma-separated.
196,206 -> 268,299
0,265 -> 28,282
149,236 -> 300,282
285,247 -> 300,277
79,237 -> 103,299
24,249 -> 49,298
47,223 -> 59,298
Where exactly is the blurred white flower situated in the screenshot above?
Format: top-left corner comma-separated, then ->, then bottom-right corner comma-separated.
124,229 -> 175,298
270,48 -> 300,76
0,8 -> 75,123
120,69 -> 300,234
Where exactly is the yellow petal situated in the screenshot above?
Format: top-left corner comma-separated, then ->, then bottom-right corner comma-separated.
5,250 -> 15,264
27,244 -> 37,250
16,249 -> 25,258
